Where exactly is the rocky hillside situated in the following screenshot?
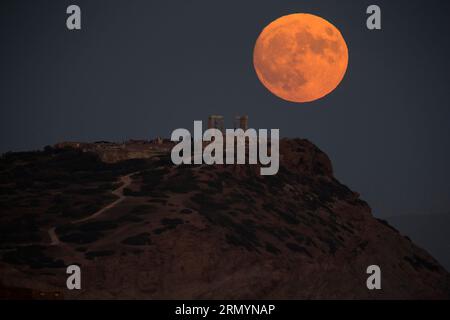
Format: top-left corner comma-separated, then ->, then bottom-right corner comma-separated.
0,139 -> 449,299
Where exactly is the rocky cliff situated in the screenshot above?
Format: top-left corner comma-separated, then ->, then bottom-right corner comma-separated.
0,139 -> 449,299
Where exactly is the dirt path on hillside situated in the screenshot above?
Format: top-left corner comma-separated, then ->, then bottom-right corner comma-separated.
48,172 -> 137,246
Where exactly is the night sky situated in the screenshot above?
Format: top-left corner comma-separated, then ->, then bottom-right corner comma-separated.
1,0 -> 450,219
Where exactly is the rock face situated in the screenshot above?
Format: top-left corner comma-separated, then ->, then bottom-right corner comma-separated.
0,138 -> 449,299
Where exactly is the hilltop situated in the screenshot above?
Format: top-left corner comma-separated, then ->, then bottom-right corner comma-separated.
0,139 -> 449,299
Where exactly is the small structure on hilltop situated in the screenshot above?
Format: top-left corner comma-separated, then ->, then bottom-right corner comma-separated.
150,136 -> 163,145
234,115 -> 248,130
54,141 -> 84,149
207,115 -> 249,132
207,115 -> 224,133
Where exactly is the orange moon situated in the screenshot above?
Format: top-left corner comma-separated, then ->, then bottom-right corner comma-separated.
253,13 -> 349,103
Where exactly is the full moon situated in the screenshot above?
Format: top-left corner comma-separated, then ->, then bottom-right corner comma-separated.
253,13 -> 349,103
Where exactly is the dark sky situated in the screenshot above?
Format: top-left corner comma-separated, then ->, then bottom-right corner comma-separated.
1,0 -> 450,218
